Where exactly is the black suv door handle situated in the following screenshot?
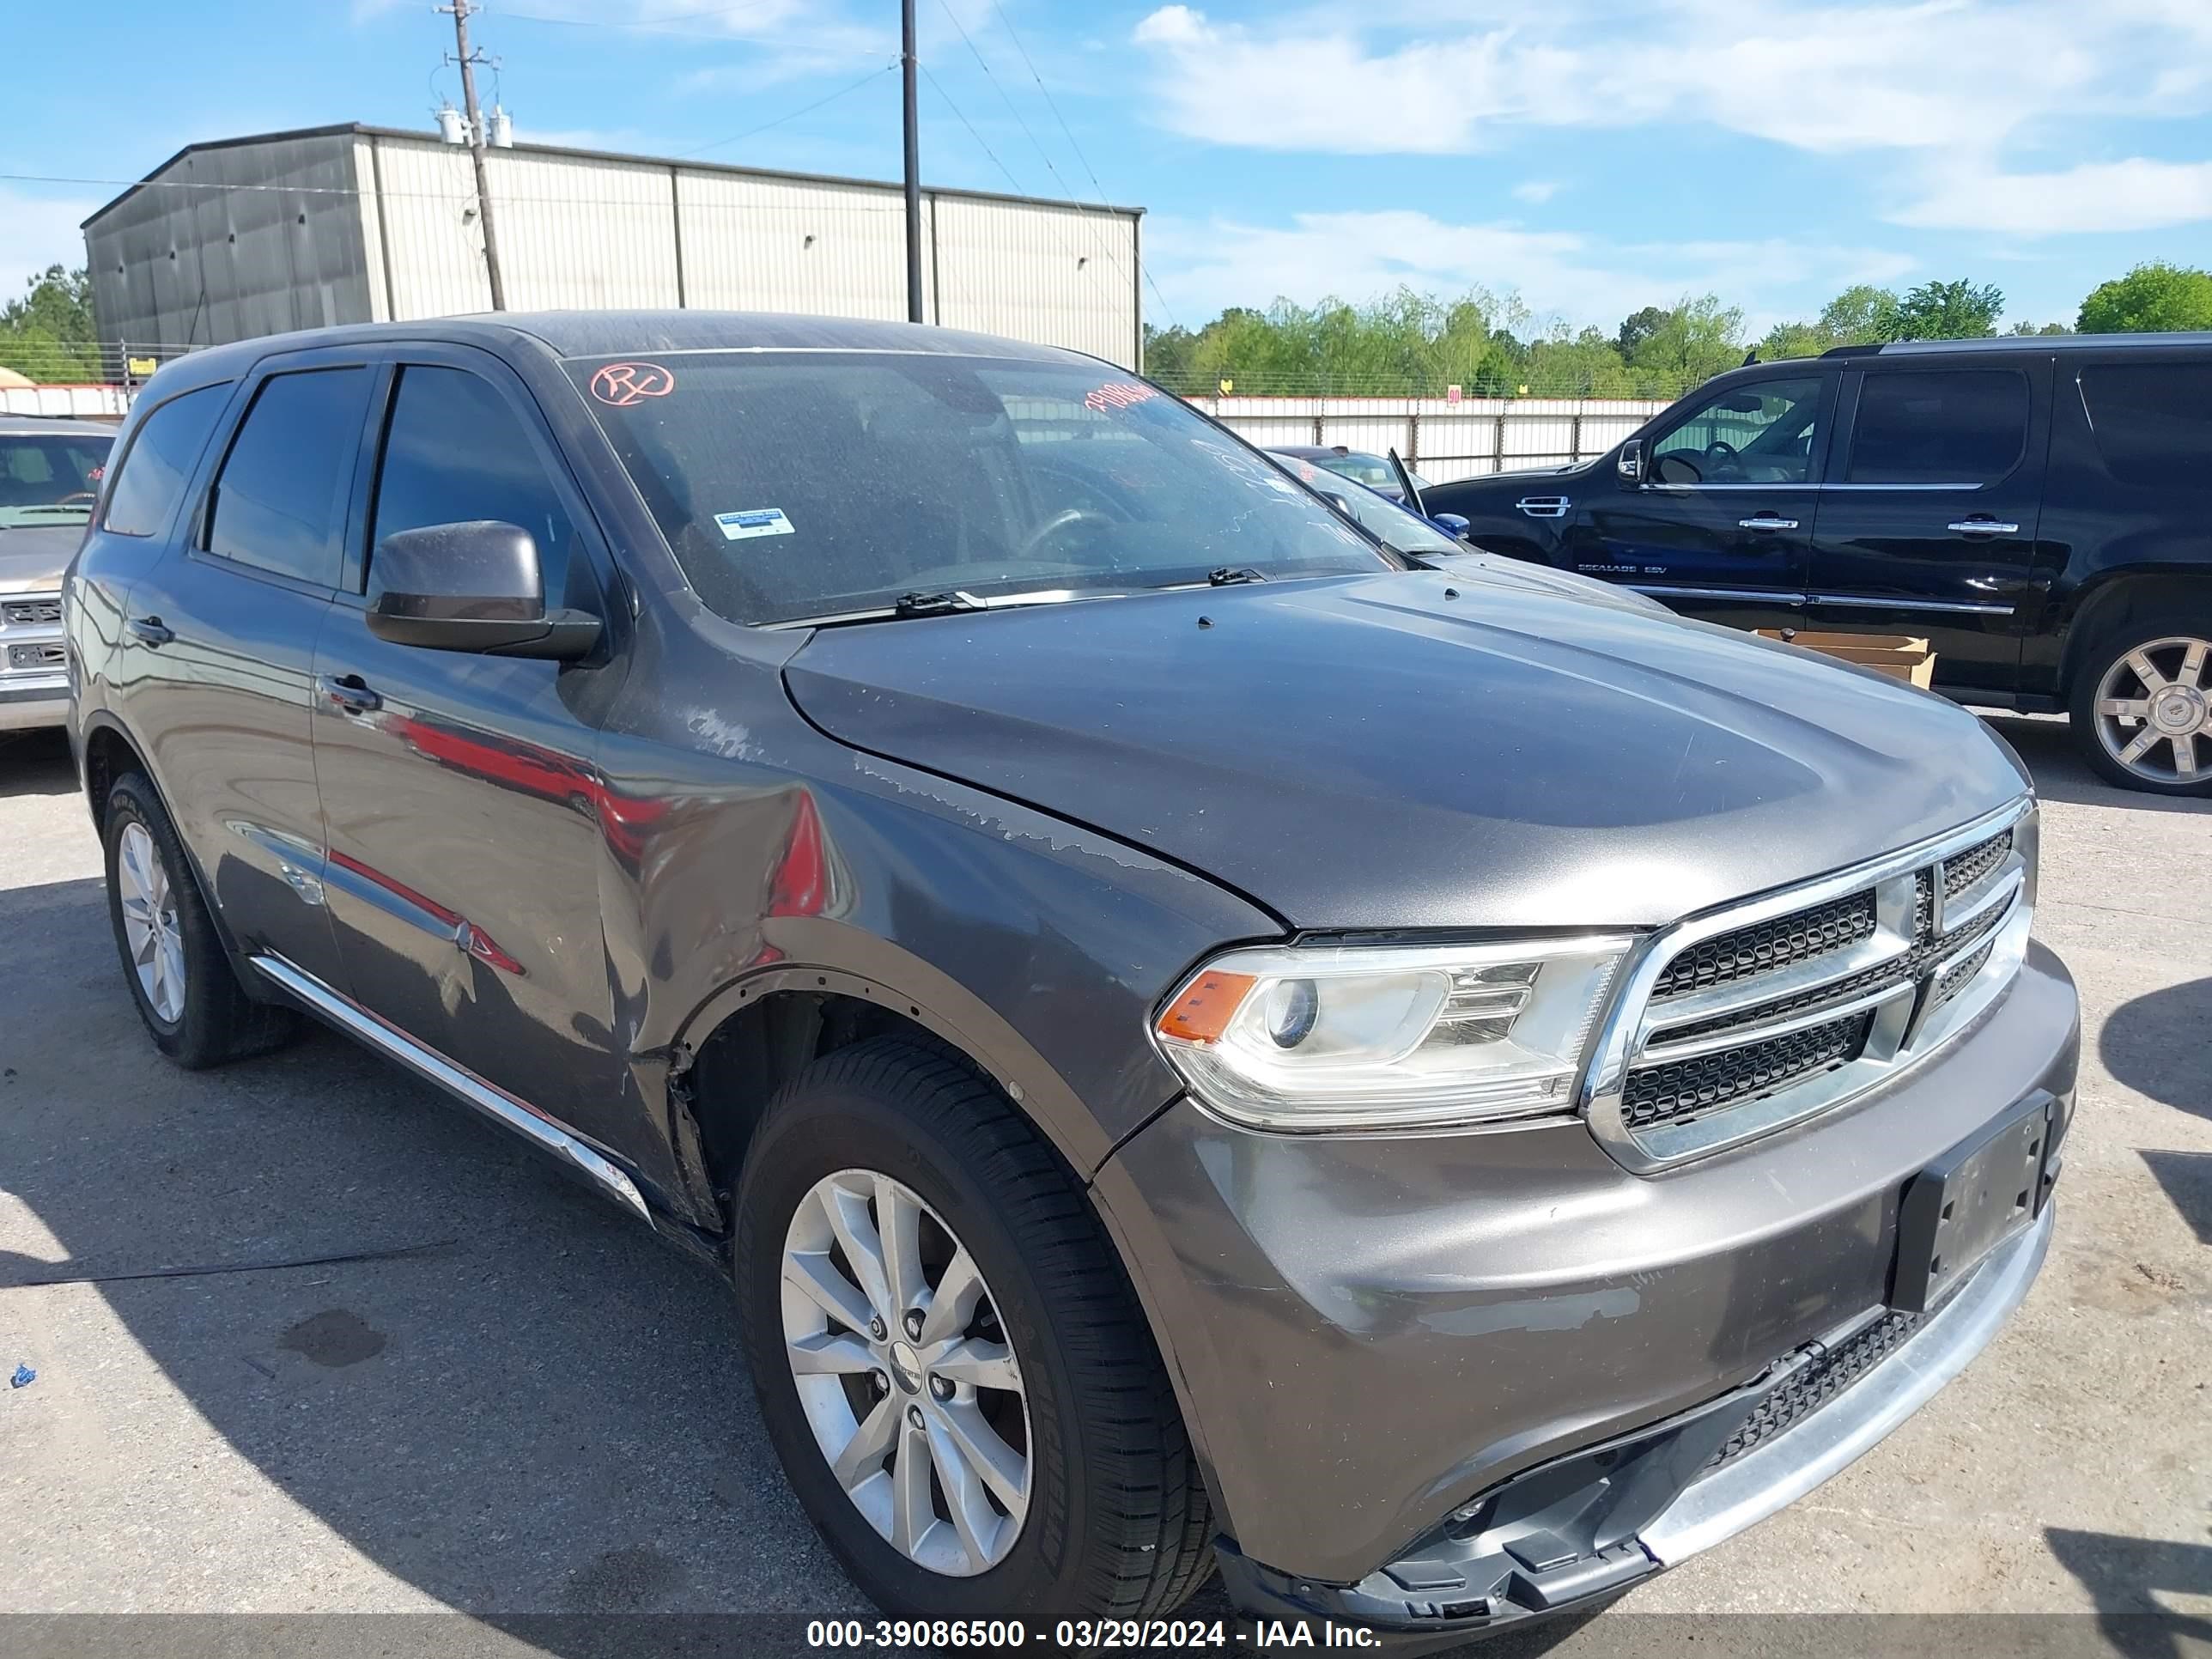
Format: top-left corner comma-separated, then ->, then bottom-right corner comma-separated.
320,672 -> 382,714
1946,516 -> 2021,538
126,615 -> 174,647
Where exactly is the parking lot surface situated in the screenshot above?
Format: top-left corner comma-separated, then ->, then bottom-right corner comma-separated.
0,718 -> 2204,1656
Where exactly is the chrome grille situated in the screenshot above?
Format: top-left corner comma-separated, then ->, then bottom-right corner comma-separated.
1585,802 -> 2037,1170
1623,1009 -> 1870,1129
1942,830 -> 2011,902
1652,890 -> 1875,1001
3,599 -> 62,627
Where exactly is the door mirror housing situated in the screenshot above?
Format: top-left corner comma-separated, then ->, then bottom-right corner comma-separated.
1431,512 -> 1474,541
367,520 -> 600,660
1617,439 -> 1646,485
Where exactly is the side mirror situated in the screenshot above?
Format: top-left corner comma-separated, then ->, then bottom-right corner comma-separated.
367,520 -> 600,660
1616,439 -> 1646,485
1318,489 -> 1356,518
1431,512 -> 1473,541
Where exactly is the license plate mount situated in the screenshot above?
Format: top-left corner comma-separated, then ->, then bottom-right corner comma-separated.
1891,1094 -> 2053,1314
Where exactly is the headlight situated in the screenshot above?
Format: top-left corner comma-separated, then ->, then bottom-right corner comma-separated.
1153,936 -> 1631,1133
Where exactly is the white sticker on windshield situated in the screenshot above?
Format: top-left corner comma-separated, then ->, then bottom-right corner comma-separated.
715,507 -> 794,541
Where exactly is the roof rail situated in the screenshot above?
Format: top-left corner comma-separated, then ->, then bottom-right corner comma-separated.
1820,343 -> 1885,358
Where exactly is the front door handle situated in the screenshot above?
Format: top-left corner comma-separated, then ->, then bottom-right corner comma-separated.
319,672 -> 382,714
1947,518 -> 2021,537
126,615 -> 174,647
1737,515 -> 1800,532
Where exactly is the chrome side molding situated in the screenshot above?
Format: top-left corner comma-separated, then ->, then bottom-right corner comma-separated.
248,952 -> 653,1226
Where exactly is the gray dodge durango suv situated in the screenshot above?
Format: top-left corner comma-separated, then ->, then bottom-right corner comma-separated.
65,313 -> 2076,1639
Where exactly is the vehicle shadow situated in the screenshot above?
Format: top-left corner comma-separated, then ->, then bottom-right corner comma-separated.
2045,1527 -> 2211,1659
0,729 -> 78,799
0,872 -> 864,1633
2098,977 -> 2212,1123
1978,714 -> 2212,817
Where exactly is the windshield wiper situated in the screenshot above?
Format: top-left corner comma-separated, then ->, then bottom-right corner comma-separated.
1206,566 -> 1267,586
892,590 -> 987,617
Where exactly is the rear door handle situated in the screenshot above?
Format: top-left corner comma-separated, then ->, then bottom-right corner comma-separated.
319,672 -> 382,714
1947,518 -> 2020,537
126,615 -> 173,647
1737,515 -> 1799,532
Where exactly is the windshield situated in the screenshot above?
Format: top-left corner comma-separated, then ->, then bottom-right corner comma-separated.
568,352 -> 1388,624
1311,451 -> 1398,489
1268,454 -> 1461,556
0,431 -> 112,529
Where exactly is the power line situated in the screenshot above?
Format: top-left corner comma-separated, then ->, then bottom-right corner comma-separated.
488,5 -> 887,52
985,0 -> 1181,335
677,59 -> 902,158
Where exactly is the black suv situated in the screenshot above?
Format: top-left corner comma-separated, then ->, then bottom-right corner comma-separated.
1425,333 -> 2212,796
64,313 -> 2073,1639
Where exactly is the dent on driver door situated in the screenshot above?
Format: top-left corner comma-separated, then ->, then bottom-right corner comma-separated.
311,362 -> 629,1140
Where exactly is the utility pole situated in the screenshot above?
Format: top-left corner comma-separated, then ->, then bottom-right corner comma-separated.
442,0 -> 507,311
901,0 -> 923,323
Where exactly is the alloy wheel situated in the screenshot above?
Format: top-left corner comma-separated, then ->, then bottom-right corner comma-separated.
117,821 -> 186,1023
781,1169 -> 1031,1577
2094,635 -> 2212,785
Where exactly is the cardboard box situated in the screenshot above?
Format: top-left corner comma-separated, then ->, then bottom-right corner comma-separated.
1758,629 -> 1936,689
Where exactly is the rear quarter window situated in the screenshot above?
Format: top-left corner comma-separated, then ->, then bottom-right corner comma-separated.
2078,362 -> 2212,490
101,384 -> 231,538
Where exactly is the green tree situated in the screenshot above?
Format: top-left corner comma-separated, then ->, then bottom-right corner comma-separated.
1757,320 -> 1837,362
1626,295 -> 1746,392
1524,325 -> 1637,396
2077,261 -> 2212,333
1820,284 -> 1893,342
0,264 -> 100,383
1142,323 -> 1197,386
1881,278 -> 2003,342
2008,319 -> 2071,337
1613,305 -> 1667,360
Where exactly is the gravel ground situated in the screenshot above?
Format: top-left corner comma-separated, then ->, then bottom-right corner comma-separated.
0,716 -> 2203,1657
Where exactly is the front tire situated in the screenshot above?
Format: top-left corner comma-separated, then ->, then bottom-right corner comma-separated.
735,1038 -> 1213,1621
102,772 -> 299,1067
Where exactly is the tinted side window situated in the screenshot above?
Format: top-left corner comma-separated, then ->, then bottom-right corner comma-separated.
1651,376 -> 1823,485
369,365 -> 582,605
1847,370 -> 2027,485
207,368 -> 368,586
2079,362 -> 2212,490
102,384 -> 230,538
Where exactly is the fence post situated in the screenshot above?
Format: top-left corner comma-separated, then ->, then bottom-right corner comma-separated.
1571,409 -> 1583,463
1407,410 -> 1419,470
1492,412 -> 1506,476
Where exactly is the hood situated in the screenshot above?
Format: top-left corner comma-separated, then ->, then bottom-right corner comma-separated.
0,523 -> 84,595
783,571 -> 2029,932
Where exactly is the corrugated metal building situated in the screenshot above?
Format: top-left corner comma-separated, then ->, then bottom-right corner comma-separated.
82,125 -> 1145,368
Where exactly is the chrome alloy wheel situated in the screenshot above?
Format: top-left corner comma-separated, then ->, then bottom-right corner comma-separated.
2094,635 -> 2212,785
781,1169 -> 1031,1576
118,821 -> 186,1023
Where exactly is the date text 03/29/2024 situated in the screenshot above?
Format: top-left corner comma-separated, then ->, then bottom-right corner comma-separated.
804,1619 -> 1381,1649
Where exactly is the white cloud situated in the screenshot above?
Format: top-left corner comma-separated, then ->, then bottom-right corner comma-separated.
1145,208 -> 1916,335
1129,1 -> 2208,158
0,186 -> 97,301
1894,156 -> 2212,234
1511,180 -> 1559,204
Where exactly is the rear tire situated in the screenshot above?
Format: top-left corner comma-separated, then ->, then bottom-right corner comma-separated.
102,772 -> 299,1068
2068,608 -> 2212,797
735,1037 -> 1213,1621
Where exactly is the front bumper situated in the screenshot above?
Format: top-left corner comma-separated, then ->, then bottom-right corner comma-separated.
0,678 -> 69,732
1091,939 -> 2077,1601
1215,1199 -> 2054,1641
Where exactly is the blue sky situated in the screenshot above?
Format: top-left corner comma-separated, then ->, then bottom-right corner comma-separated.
7,0 -> 2212,339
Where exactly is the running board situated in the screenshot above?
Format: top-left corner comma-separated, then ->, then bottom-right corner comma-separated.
248,953 -> 654,1226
